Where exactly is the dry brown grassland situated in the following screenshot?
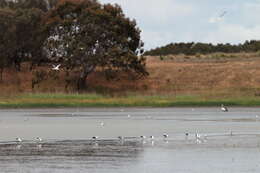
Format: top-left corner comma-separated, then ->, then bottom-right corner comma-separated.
1,52 -> 260,100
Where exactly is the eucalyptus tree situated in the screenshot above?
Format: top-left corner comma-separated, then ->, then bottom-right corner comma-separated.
0,0 -> 58,11
44,0 -> 147,90
0,0 -> 52,71
0,8 -> 16,80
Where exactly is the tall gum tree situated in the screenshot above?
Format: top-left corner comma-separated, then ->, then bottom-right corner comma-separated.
0,8 -> 15,80
44,0 -> 148,90
0,0 -> 50,71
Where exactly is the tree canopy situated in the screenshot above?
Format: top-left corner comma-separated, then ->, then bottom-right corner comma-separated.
0,0 -> 148,89
145,40 -> 260,56
44,0 -> 147,89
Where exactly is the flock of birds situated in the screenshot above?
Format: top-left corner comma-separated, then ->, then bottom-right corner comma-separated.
14,133 -> 193,145
15,137 -> 42,144
7,9 -> 253,148
14,131 -> 233,146
14,104 -> 230,145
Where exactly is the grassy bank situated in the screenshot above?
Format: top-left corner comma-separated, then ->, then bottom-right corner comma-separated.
0,93 -> 260,108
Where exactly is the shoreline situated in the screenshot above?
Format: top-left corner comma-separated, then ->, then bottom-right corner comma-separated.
0,93 -> 260,108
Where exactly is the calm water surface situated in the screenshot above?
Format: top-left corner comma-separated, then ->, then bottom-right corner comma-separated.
0,107 -> 260,172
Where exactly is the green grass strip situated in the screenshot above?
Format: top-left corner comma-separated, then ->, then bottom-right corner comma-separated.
0,93 -> 260,108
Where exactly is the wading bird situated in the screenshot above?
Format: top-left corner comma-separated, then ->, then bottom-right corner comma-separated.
16,137 -> 22,143
195,133 -> 201,139
140,135 -> 146,139
35,137 -> 42,143
221,104 -> 228,112
163,133 -> 169,138
92,136 -> 98,140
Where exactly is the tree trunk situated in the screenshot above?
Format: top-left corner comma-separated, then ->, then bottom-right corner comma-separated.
77,75 -> 87,91
0,67 -> 3,82
76,65 -> 95,91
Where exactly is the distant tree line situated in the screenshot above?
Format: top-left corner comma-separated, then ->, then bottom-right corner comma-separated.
0,0 -> 147,90
144,40 -> 260,56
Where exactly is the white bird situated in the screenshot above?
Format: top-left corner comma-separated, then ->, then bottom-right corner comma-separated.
195,133 -> 201,139
92,136 -> 98,140
16,137 -> 22,143
100,122 -> 105,126
140,135 -> 146,139
127,114 -> 131,118
35,137 -> 42,143
221,104 -> 228,112
52,64 -> 61,71
195,133 -> 203,143
163,133 -> 169,138
150,135 -> 154,139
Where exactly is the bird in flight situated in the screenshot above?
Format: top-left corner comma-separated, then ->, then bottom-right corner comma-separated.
52,64 -> 61,71
219,11 -> 227,18
209,10 -> 227,23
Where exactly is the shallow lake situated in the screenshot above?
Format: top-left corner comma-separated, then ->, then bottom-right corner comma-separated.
0,107 -> 260,172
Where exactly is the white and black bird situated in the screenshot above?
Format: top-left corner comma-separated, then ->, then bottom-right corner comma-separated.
150,135 -> 155,139
52,64 -> 61,71
92,136 -> 99,140
35,137 -> 42,143
185,132 -> 189,140
163,133 -> 169,138
195,133 -> 201,139
195,133 -> 203,143
221,104 -> 228,112
16,137 -> 22,143
185,132 -> 189,138
140,135 -> 146,139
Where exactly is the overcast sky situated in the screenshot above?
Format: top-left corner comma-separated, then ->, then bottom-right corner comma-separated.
99,0 -> 260,50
